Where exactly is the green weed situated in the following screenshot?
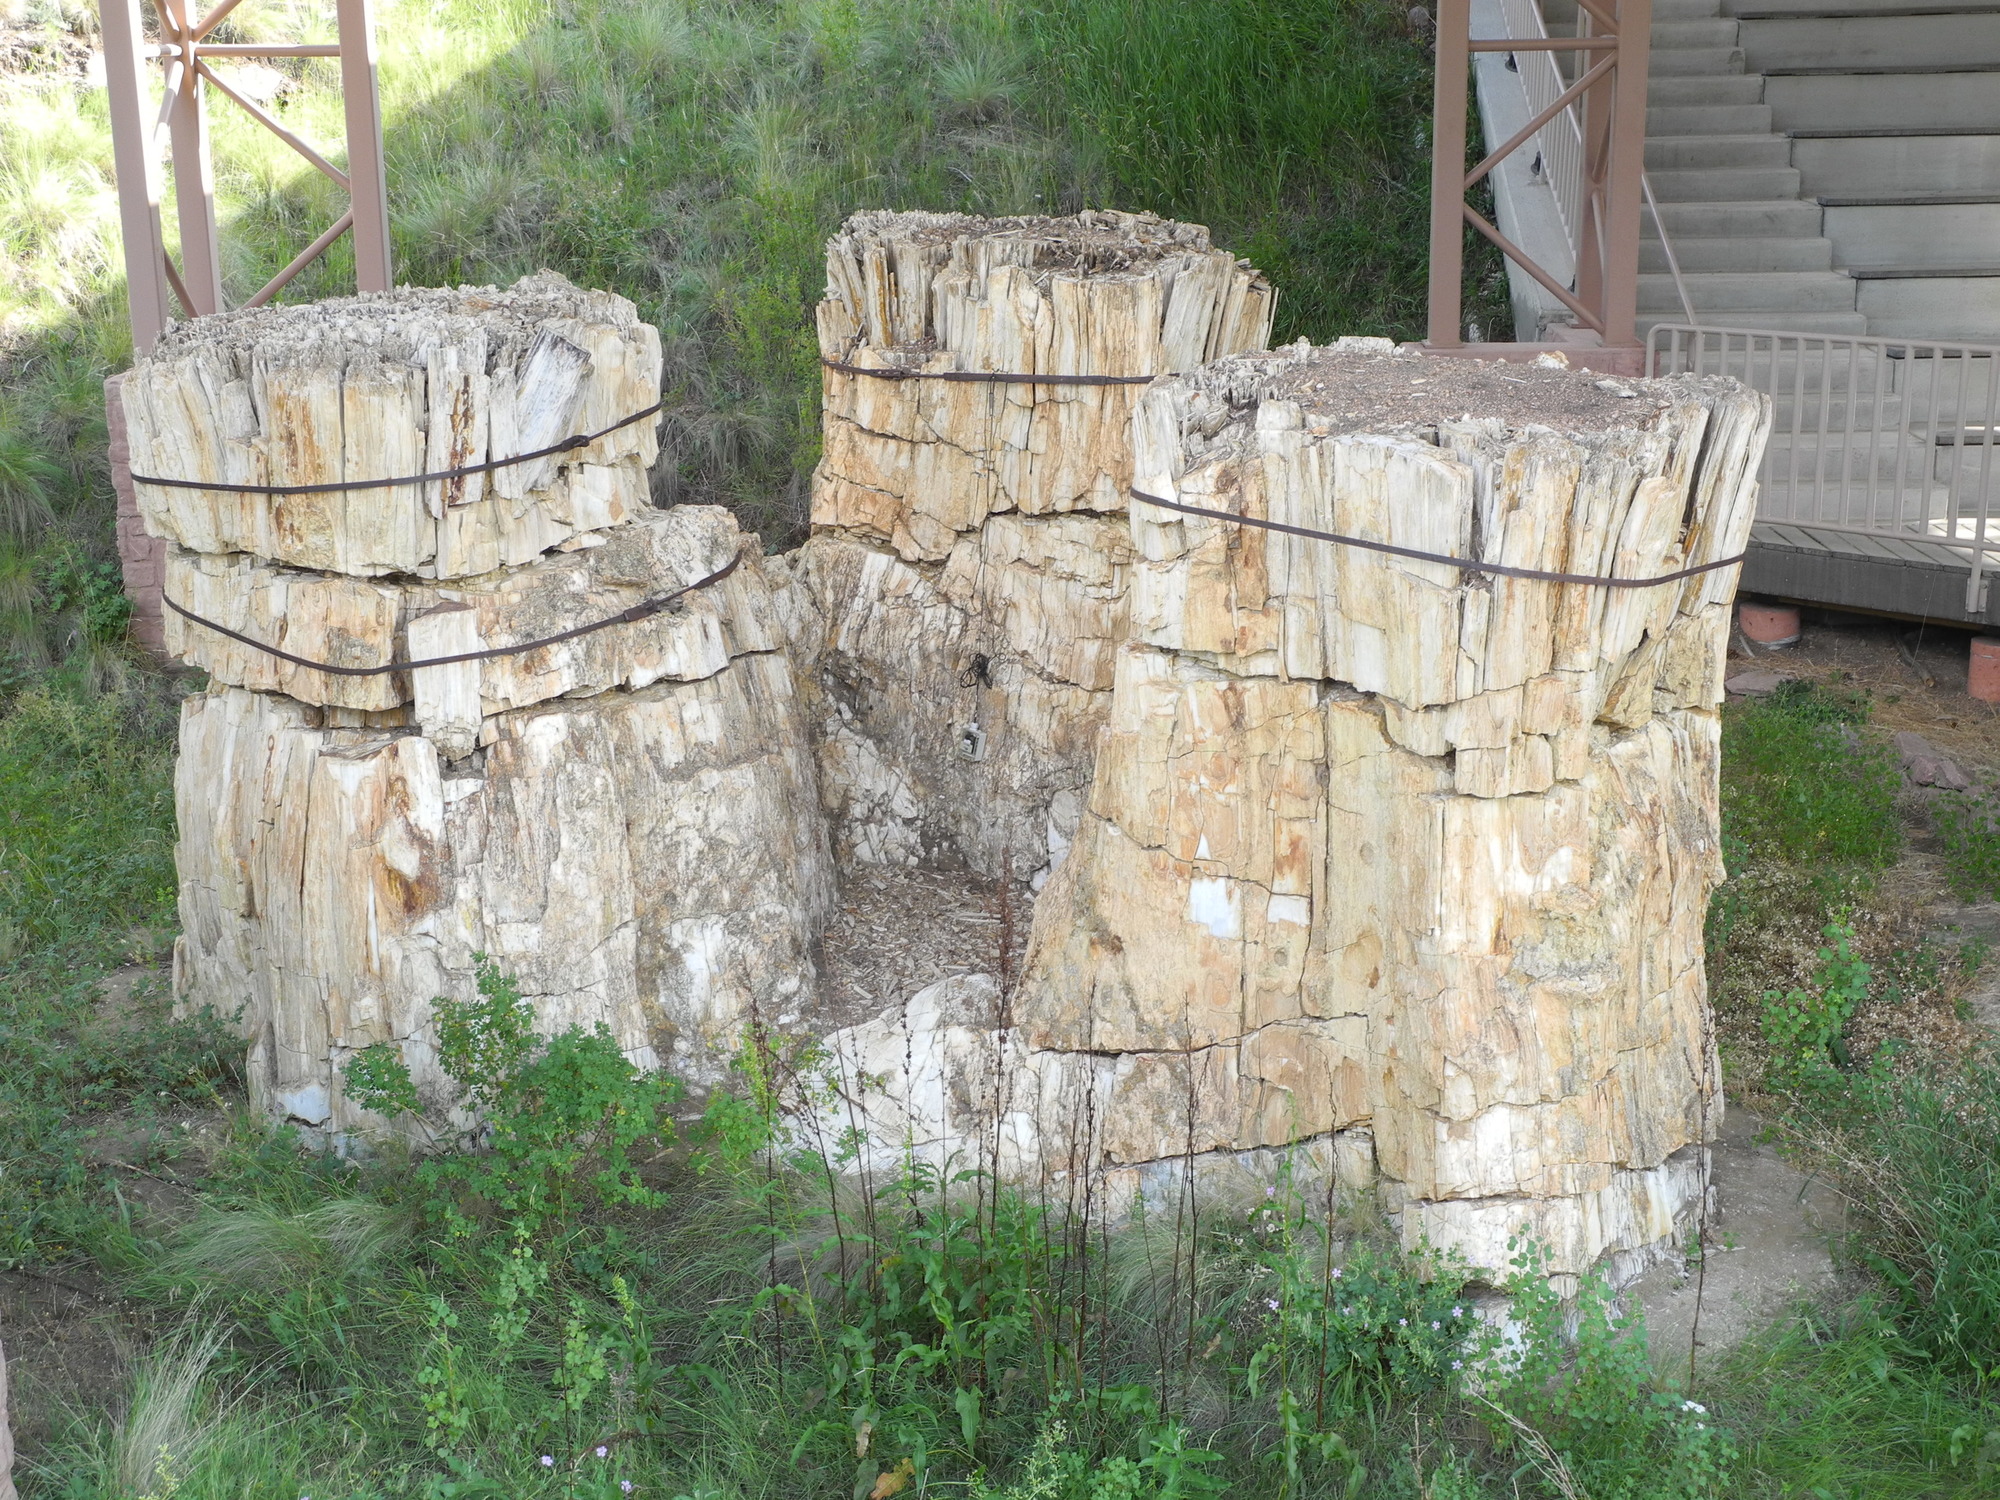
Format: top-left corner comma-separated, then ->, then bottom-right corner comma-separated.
1935,790 -> 2000,902
1759,918 -> 1873,1082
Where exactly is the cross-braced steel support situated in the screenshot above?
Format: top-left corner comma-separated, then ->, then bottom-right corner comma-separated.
99,0 -> 392,355
1426,0 -> 1652,363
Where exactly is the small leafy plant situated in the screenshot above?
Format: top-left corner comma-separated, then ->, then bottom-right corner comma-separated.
1936,790 -> 2000,902
343,957 -> 679,1231
1481,1240 -> 1736,1499
1759,918 -> 1872,1083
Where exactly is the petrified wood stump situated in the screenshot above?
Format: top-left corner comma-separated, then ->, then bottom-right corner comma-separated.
820,340 -> 1767,1282
791,210 -> 1275,883
149,277 -> 834,1139
123,272 -> 662,578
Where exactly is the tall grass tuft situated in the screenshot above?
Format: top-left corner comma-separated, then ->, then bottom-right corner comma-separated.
1789,1061 -> 2000,1381
111,1321 -> 229,1498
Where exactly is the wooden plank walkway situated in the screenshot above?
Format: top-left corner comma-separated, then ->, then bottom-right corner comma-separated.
1743,521 -> 1999,624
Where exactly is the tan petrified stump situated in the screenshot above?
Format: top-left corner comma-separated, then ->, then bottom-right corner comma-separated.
788,210 -> 1275,884
0,1332 -> 14,1500
132,276 -> 834,1140
819,340 -> 1766,1284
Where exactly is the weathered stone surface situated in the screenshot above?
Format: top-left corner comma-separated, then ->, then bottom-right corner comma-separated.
164,504 -> 778,734
124,273 -> 662,579
796,212 -> 1273,883
174,643 -> 834,1138
0,1331 -> 13,1500
782,529 -> 1116,883
986,340 -> 1768,1276
815,210 -> 1274,559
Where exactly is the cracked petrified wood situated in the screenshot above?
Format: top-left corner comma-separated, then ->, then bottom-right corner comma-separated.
122,272 -> 662,578
157,278 -> 834,1141
791,210 -> 1275,884
813,340 -> 1767,1282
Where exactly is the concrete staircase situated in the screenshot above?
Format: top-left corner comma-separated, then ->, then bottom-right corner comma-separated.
1543,0 -> 2000,341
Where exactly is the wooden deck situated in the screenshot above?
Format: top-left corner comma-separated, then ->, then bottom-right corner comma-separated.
1743,520 -> 1999,624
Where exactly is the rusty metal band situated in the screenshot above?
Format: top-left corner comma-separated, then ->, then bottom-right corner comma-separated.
1131,489 -> 1746,590
163,550 -> 741,678
128,400 -> 665,496
821,357 -> 1155,387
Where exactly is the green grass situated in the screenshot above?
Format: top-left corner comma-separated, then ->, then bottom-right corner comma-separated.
0,0 -> 1501,585
1719,680 -> 1903,871
1715,1302 -> 2000,1498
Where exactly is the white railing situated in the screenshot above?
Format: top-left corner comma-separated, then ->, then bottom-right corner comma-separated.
1491,0 -> 1696,325
1499,0 -> 1586,253
1649,323 -> 2000,615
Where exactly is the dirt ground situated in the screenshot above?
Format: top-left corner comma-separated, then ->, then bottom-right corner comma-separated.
0,964 -> 225,1468
1742,608 -> 2000,777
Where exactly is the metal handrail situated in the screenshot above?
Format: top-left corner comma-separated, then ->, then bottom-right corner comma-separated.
1649,322 -> 2000,615
1642,172 -> 1696,327
1430,0 -> 1652,350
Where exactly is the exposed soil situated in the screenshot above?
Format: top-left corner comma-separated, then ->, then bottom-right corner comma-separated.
1631,1108 -> 1851,1377
0,1262 -> 145,1458
1736,608 -> 2000,780
1259,342 -> 1681,433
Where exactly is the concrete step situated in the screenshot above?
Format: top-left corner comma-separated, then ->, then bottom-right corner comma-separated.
1740,14 -> 2000,72
1861,274 -> 2000,341
1653,18 -> 1742,46
1649,75 -> 1769,106
1641,235 -> 1834,272
1649,103 -> 1775,134
1548,0 -> 1723,18
1639,270 -> 1858,312
1825,202 -> 2000,269
1650,45 -> 1749,74
1758,445 -> 1916,484
1727,0 -> 2000,15
1647,166 -> 1805,200
1766,72 -> 2000,134
1758,443 -> 1988,494
1794,134 -> 2000,200
1642,309 -> 1872,335
1650,197 -> 1825,235
1645,133 -> 1795,169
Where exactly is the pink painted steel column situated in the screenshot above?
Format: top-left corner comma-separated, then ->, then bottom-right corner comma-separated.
161,0 -> 225,313
1599,0 -> 1653,347
337,0 -> 394,292
1428,0 -> 1472,348
105,374 -> 167,653
99,0 -> 174,353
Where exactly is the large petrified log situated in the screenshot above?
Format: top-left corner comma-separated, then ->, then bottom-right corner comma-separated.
163,504 -> 776,753
177,642 -> 830,1132
814,341 -> 1765,1282
792,211 -> 1275,883
156,278 -> 834,1139
122,273 -> 662,578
